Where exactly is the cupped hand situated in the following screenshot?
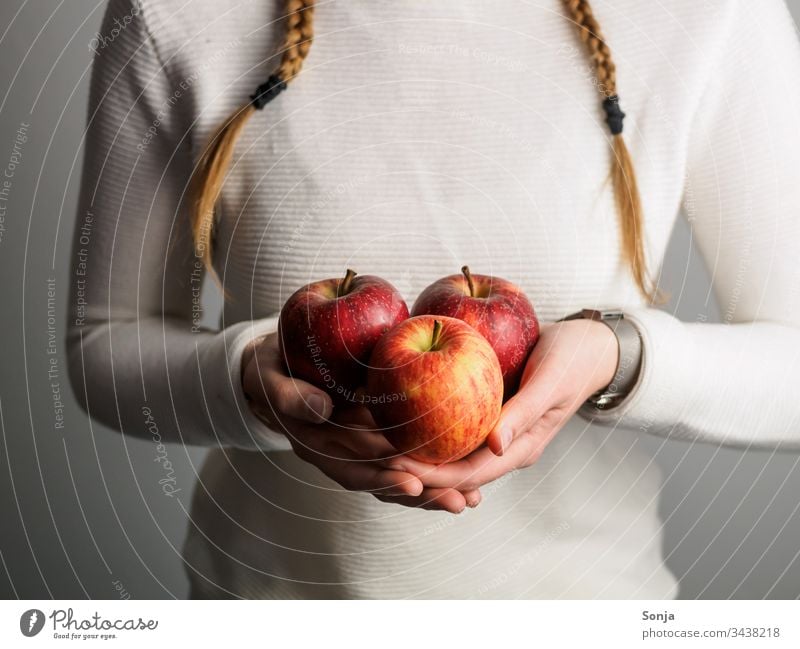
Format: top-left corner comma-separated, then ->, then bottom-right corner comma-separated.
241,332 -> 480,513
384,319 -> 619,494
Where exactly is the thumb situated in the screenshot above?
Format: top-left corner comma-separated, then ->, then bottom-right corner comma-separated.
266,371 -> 334,424
486,379 -> 550,456
242,334 -> 334,424
250,361 -> 334,424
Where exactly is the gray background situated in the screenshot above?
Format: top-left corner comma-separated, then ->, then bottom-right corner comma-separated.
0,0 -> 798,599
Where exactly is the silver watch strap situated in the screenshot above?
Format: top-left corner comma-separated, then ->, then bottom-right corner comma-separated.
559,309 -> 642,409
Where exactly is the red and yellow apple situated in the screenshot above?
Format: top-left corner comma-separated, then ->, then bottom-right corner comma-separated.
411,266 -> 539,399
278,269 -> 409,403
366,315 -> 503,464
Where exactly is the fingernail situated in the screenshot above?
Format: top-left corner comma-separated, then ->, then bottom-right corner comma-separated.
406,480 -> 423,497
307,394 -> 329,422
500,423 -> 513,452
466,494 -> 481,508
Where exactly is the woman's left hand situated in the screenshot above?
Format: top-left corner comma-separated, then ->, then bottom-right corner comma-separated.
384,319 -> 620,497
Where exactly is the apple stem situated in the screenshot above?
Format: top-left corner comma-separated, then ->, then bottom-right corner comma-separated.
430,319 -> 444,351
338,269 -> 357,297
461,265 -> 475,297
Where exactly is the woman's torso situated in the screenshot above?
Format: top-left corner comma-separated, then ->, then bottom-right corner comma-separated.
186,424 -> 674,598
143,0 -> 723,598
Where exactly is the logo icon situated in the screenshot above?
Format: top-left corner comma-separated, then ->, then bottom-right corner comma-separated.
20,609 -> 45,637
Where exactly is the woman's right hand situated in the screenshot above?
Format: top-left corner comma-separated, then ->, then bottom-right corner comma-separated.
241,333 -> 480,513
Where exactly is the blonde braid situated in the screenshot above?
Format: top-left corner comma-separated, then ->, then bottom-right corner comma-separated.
563,0 -> 661,302
190,0 -> 315,274
277,0 -> 315,81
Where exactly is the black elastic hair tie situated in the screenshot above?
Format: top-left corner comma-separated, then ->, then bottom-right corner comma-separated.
602,95 -> 625,135
250,74 -> 287,109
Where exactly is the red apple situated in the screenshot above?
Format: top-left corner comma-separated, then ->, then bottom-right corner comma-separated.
366,315 -> 503,464
278,269 -> 409,404
411,266 -> 539,399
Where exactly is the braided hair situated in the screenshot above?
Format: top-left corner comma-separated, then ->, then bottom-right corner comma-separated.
191,0 -> 657,301
190,0 -> 315,272
562,0 -> 658,301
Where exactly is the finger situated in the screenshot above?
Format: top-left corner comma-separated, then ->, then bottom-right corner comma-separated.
327,408 -> 397,460
377,488 -> 468,514
331,405 -> 377,429
387,445 -> 514,491
257,361 -> 333,424
317,421 -> 399,460
243,336 -> 333,424
291,432 -> 423,497
333,428 -> 400,461
428,488 -> 467,513
323,461 -> 424,497
280,413 -> 399,462
486,375 -> 552,456
387,447 -> 498,490
366,469 -> 425,497
462,489 -> 482,508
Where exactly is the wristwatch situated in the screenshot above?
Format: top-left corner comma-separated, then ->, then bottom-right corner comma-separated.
558,309 -> 642,410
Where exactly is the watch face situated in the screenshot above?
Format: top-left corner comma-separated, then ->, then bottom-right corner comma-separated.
559,309 -> 624,323
581,309 -> 625,322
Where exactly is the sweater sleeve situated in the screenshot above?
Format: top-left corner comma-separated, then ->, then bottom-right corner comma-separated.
582,0 -> 800,449
66,0 -> 289,451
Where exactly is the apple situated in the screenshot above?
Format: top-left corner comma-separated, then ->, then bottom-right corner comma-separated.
366,315 -> 503,464
411,266 -> 539,399
278,269 -> 409,404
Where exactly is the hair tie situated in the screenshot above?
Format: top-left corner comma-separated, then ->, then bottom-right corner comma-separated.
250,75 -> 287,109
602,95 -> 625,135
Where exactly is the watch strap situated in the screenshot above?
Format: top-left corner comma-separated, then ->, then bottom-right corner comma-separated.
558,309 -> 642,410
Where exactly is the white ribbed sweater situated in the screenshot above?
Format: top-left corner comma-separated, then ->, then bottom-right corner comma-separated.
68,0 -> 800,598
